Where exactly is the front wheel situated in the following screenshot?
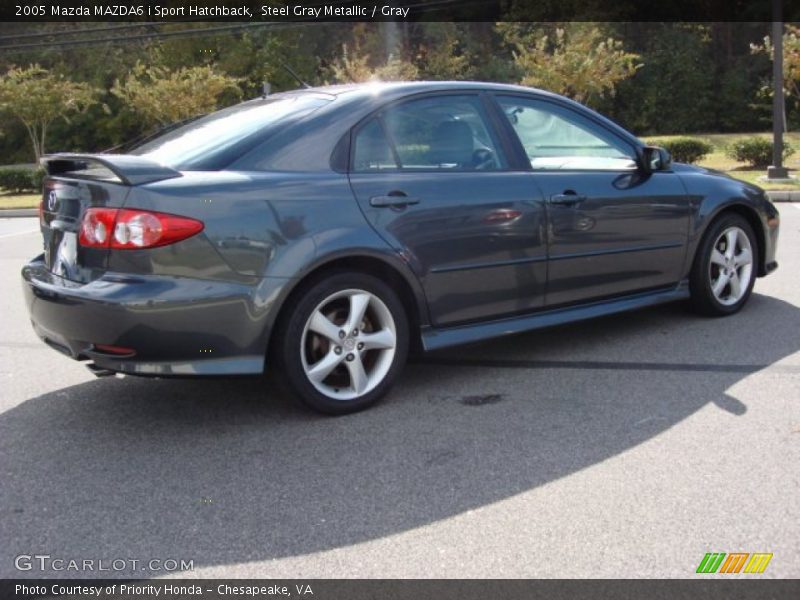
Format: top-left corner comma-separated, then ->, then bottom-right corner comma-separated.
275,272 -> 409,415
689,213 -> 758,316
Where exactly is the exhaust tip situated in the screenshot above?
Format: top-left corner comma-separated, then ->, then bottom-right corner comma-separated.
86,362 -> 116,377
43,337 -> 73,357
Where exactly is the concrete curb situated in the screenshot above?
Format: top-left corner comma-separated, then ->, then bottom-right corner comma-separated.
0,208 -> 37,218
766,191 -> 800,202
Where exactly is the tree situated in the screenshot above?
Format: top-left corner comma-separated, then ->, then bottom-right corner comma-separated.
329,43 -> 418,83
414,23 -> 473,80
111,62 -> 242,127
752,24 -> 800,111
327,23 -> 473,83
499,23 -> 641,105
0,65 -> 99,161
605,23 -> 719,135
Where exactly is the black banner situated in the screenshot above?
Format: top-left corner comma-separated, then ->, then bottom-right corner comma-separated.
2,579 -> 800,600
0,0 -> 798,23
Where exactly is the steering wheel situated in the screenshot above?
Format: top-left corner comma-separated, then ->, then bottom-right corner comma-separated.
472,148 -> 496,170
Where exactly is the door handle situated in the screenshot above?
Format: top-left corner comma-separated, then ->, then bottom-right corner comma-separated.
549,192 -> 586,206
369,193 -> 420,208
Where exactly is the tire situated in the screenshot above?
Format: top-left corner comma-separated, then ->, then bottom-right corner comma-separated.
689,213 -> 759,316
274,271 -> 409,415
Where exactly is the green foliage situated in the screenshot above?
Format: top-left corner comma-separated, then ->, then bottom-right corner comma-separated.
0,167 -> 44,193
725,137 -> 795,167
236,29 -> 320,93
31,167 -> 45,190
608,24 -> 718,135
414,23 -> 473,80
111,62 -> 242,127
327,23 -> 478,84
0,22 -> 795,162
0,65 -> 100,160
327,23 -> 421,85
650,137 -> 714,164
717,55 -> 772,132
329,46 -> 419,83
751,24 -> 800,110
498,23 -> 641,105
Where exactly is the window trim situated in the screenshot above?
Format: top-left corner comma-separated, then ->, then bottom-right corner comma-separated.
347,90 -> 514,174
486,92 -> 643,174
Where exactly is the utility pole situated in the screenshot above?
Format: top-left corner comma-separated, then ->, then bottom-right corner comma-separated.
768,0 -> 788,179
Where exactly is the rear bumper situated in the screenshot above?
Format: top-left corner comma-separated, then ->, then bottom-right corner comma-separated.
21,255 -> 286,376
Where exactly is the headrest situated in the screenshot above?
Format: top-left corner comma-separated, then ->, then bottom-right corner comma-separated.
429,120 -> 474,167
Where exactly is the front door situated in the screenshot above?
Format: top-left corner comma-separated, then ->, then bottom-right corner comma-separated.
493,95 -> 690,307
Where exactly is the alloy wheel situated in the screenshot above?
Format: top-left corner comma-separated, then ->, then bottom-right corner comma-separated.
708,226 -> 753,306
300,289 -> 397,400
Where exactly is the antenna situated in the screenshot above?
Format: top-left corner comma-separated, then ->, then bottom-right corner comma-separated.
279,62 -> 311,89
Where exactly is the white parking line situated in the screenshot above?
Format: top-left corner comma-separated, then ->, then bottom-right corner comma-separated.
0,229 -> 38,239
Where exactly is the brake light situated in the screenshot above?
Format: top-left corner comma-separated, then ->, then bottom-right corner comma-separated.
79,208 -> 204,249
80,208 -> 116,246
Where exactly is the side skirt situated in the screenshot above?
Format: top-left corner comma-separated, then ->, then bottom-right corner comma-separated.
421,281 -> 690,352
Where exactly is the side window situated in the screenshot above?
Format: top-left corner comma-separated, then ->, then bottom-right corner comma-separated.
497,96 -> 636,171
352,95 -> 506,172
352,119 -> 398,171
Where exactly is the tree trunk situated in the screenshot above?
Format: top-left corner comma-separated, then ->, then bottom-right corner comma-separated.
22,121 -> 40,162
39,121 -> 47,159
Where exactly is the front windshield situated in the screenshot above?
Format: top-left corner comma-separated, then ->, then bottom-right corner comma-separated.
131,93 -> 332,170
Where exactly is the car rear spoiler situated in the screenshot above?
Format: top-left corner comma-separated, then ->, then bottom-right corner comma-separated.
40,153 -> 182,186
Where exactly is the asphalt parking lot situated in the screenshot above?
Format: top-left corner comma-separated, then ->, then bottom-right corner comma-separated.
1,209 -> 798,579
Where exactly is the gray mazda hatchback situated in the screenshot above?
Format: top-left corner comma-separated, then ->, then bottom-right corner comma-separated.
22,81 -> 780,414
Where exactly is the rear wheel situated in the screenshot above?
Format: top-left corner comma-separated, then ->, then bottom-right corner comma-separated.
689,213 -> 758,316
275,272 -> 409,414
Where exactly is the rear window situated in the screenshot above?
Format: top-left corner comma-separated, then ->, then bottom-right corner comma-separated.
130,94 -> 332,170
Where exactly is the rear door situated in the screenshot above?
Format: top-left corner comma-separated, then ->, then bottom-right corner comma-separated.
493,94 -> 690,307
347,92 -> 548,327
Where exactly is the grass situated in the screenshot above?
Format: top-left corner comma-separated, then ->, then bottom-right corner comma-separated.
0,191 -> 40,209
643,132 -> 800,190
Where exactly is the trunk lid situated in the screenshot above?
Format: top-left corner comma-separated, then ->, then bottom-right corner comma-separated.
39,154 -> 181,283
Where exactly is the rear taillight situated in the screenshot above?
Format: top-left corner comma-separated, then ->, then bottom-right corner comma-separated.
79,208 -> 204,249
80,208 -> 116,246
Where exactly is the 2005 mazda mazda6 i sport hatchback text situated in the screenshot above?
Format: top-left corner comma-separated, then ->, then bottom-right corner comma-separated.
22,81 -> 780,414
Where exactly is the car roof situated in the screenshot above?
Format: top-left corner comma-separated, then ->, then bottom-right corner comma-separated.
294,80 -> 559,100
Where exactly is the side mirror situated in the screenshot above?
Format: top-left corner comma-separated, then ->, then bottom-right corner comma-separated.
639,146 -> 672,173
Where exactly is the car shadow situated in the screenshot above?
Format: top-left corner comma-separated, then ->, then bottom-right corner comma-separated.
1,294 -> 799,577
